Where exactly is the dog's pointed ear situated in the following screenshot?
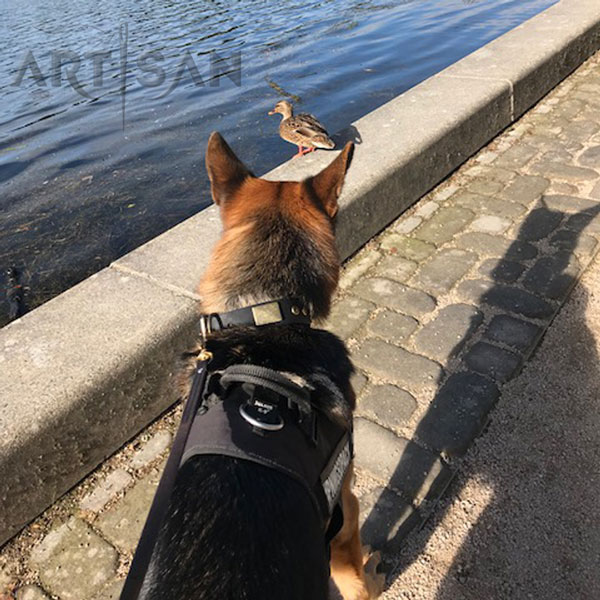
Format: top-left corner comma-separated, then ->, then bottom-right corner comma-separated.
205,132 -> 252,205
308,142 -> 354,218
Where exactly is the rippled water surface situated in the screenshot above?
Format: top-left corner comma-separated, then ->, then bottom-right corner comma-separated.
1,0 -> 555,324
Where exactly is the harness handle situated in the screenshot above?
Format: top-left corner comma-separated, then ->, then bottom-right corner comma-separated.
219,364 -> 312,415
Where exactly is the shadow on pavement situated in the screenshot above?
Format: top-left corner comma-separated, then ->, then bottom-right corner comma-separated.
361,198 -> 600,596
430,259 -> 600,599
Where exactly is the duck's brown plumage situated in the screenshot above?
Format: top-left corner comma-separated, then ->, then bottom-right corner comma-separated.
269,100 -> 335,156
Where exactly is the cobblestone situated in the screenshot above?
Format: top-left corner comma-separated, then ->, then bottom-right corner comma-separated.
373,255 -> 417,283
522,133 -> 565,154
353,339 -> 443,388
30,519 -> 117,600
413,304 -> 483,363
0,566 -> 12,591
379,234 -> 435,261
493,143 -> 538,168
96,467 -> 162,553
393,216 -> 421,234
351,370 -> 368,396
550,230 -> 598,258
325,295 -> 374,339
500,174 -> 549,204
338,251 -> 381,290
542,193 -> 600,213
412,249 -> 477,296
354,419 -> 453,506
413,207 -> 474,245
455,232 -> 537,261
455,278 -> 495,304
464,341 -> 522,383
466,165 -> 515,184
465,178 -> 504,196
80,469 -> 132,513
484,315 -> 542,353
523,252 -> 580,300
358,384 -> 417,429
560,119 -> 600,143
130,431 -> 173,470
483,285 -> 555,319
517,207 -> 563,241
564,211 -> 600,234
431,184 -> 458,202
469,215 -> 512,234
540,148 -> 575,164
352,277 -> 435,318
415,372 -> 499,457
531,160 -> 599,181
414,201 -> 439,219
366,310 -> 418,344
591,181 -> 600,199
359,487 -> 421,554
549,181 -> 580,195
91,579 -> 123,600
478,258 -> 525,283
552,98 -> 584,120
451,191 -> 526,219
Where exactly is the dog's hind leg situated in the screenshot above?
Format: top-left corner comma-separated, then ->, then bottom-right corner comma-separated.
330,465 -> 385,599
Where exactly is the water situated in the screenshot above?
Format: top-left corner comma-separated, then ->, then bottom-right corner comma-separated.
0,0 -> 555,325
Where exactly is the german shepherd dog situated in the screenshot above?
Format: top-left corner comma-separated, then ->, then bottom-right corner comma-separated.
140,133 -> 382,600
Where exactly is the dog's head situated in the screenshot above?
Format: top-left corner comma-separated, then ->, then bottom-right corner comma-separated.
199,132 -> 353,321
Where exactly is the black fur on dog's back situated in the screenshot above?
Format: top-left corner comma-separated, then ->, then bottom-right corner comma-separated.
142,457 -> 328,599
141,325 -> 354,600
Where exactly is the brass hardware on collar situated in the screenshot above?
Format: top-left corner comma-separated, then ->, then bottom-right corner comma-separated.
197,348 -> 213,362
252,302 -> 284,325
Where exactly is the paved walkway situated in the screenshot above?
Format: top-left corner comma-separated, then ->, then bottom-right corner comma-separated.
2,50 -> 600,600
387,231 -> 600,600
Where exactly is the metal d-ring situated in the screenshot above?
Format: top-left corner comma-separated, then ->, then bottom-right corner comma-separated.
239,402 -> 284,432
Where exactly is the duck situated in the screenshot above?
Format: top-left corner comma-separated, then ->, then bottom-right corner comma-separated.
268,100 -> 335,158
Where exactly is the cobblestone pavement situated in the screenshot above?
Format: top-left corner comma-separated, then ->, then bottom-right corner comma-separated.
385,210 -> 600,600
2,51 -> 600,599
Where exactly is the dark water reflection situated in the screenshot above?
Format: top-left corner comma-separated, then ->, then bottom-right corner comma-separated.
0,0 -> 555,324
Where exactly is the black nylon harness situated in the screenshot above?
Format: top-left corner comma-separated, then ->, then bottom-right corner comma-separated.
183,364 -> 352,528
120,298 -> 353,600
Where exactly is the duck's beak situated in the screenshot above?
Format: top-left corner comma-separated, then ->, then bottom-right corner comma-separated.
268,110 -> 275,115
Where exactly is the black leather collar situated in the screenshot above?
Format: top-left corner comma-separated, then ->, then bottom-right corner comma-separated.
200,297 -> 311,337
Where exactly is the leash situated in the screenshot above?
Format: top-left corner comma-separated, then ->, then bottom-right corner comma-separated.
119,348 -> 213,600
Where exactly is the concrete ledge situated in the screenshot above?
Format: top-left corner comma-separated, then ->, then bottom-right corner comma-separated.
1,0 -> 599,545
0,270 -> 199,542
440,0 -> 600,119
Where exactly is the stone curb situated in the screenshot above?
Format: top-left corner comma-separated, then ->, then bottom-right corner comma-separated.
1,0 -> 599,546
